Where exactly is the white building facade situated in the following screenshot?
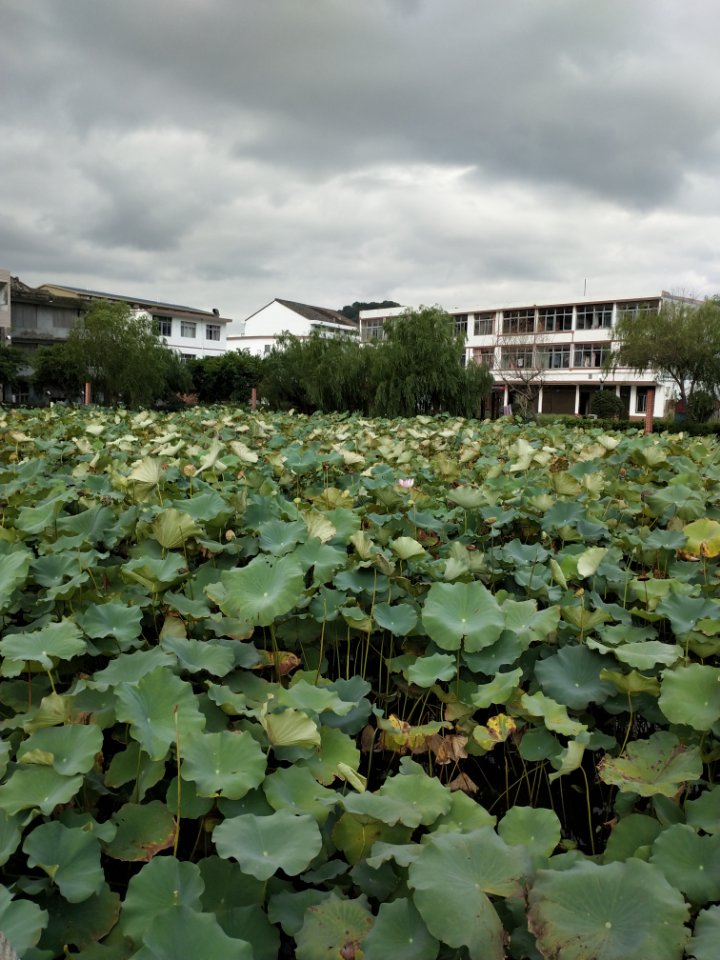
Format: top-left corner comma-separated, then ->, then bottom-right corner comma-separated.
228,298 -> 358,356
360,293 -> 693,419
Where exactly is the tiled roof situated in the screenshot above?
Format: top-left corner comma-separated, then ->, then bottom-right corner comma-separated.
275,299 -> 358,328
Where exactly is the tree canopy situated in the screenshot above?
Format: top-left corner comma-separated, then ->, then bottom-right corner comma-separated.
612,297 -> 720,405
63,300 -> 191,406
372,306 -> 492,418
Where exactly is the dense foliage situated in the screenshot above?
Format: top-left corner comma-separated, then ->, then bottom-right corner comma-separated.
51,301 -> 193,406
589,389 -> 626,419
1,406 -> 720,958
260,308 -> 493,418
186,352 -> 262,405
612,296 -> 720,406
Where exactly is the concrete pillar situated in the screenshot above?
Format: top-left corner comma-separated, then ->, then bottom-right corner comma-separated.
574,384 -> 580,415
537,385 -> 544,415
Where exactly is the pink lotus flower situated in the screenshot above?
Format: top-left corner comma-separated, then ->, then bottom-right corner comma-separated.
397,477 -> 414,489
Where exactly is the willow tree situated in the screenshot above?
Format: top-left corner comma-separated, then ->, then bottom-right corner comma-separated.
64,300 -> 191,407
612,296 -> 720,406
372,306 -> 491,418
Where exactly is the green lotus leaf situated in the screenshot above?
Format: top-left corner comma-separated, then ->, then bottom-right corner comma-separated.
650,823 -> 720,907
176,490 -> 234,526
501,598 -> 560,644
121,856 -> 204,940
127,456 -> 163,490
519,691 -> 587,737
213,810 -> 323,880
0,766 -> 84,816
432,791 -> 496,835
342,769 -> 452,828
332,813 -> 411,865
106,742 -> 165,801
160,634 -> 235,676
607,639 -> 683,670
604,813 -> 663,863
122,552 -> 188,591
467,667 -> 521,709
688,905 -> 720,960
0,885 -> 47,957
15,493 -> 67,534
365,841 -> 423,869
90,648 -> 175,690
17,722 -> 103,776
535,647 -> 614,709
686,786 -> 720,834
263,765 -> 338,823
295,892 -> 374,960
103,800 -> 175,862
258,518 -> 306,555
373,601 -> 418,636
682,518 -> 720,558
655,593 -> 718,636
598,731 -> 703,797
0,619 -> 86,674
23,821 -> 103,903
406,652 -> 457,687
576,546 -> 608,578
0,810 -> 21,866
599,667 -> 661,696
267,889 -> 331,936
659,664 -> 720,730
391,536 -> 426,560
447,486 -> 485,508
498,806 -> 562,863
180,730 -> 266,799
218,554 -> 304,625
114,667 -> 206,761
409,827 -> 528,960
78,601 -> 144,648
151,508 -> 203,549
274,679 -> 353,717
0,548 -> 31,612
528,858 -> 690,960
260,707 -> 321,750
130,905 -> 252,960
40,883 -> 120,953
422,581 -> 504,652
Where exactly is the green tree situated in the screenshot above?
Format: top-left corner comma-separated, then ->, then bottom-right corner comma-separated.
612,297 -> 720,406
259,332 -> 376,415
64,301 -> 191,406
0,344 -> 25,402
31,343 -> 84,400
372,306 -> 491,417
187,351 -> 262,404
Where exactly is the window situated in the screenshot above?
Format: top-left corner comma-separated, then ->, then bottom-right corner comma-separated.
474,313 -> 494,336
454,314 -> 468,338
206,323 -> 221,341
636,388 -> 649,414
502,308 -> 536,335
471,347 -> 494,366
573,343 -> 610,368
538,306 -> 572,332
541,345 -> 571,369
576,303 -> 612,330
500,346 -> 535,369
154,316 -> 172,337
618,299 -> 660,319
180,321 -> 197,339
263,344 -> 273,355
180,353 -> 195,363
362,317 -> 385,341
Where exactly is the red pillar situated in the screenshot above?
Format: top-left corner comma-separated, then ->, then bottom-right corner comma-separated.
644,387 -> 655,434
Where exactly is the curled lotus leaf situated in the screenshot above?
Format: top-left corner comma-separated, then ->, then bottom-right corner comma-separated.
151,508 -> 203,549
681,518 -> 720,558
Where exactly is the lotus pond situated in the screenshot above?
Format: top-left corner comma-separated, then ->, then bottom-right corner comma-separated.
1,405 -> 720,959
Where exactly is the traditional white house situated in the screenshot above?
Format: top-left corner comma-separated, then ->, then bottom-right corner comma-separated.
228,298 -> 358,356
360,293 -> 699,420
36,282 -> 230,360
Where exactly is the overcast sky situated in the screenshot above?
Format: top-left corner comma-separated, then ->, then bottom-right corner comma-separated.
3,0 -> 720,325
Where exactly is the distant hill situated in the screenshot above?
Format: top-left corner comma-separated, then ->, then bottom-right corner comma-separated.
338,300 -> 401,322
